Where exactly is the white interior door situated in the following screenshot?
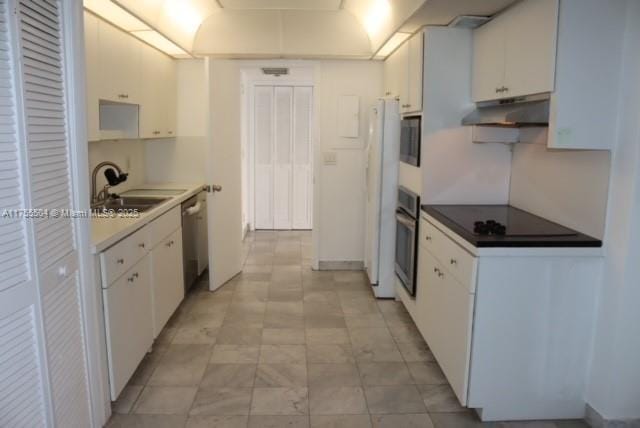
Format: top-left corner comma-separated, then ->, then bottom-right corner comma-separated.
253,84 -> 312,230
206,59 -> 244,290
1,1 -> 92,426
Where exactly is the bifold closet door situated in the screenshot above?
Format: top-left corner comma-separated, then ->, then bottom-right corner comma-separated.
254,86 -> 274,229
273,86 -> 293,229
292,87 -> 312,229
0,1 -> 92,427
253,85 -> 312,230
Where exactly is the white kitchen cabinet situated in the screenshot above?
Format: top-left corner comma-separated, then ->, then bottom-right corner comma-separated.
100,206 -> 185,398
472,0 -> 558,102
150,228 -> 184,337
403,32 -> 423,114
471,14 -> 506,102
383,44 -> 402,98
85,14 -> 177,140
140,47 -> 177,139
103,256 -> 153,400
384,31 -> 423,114
163,55 -> 177,137
419,248 -> 474,406
402,213 -> 604,421
97,20 -> 141,104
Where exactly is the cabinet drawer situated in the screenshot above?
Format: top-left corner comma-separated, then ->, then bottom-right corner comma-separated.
102,256 -> 153,400
148,205 -> 181,248
420,251 -> 474,406
420,217 -> 477,292
101,226 -> 149,286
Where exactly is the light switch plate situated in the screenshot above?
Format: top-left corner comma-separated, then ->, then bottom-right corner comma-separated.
323,151 -> 337,166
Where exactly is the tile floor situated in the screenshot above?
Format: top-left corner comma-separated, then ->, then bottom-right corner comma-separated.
106,231 -> 590,428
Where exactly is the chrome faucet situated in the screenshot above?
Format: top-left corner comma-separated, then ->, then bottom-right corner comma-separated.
91,161 -> 126,205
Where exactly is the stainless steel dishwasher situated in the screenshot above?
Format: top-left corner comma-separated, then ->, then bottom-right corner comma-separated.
182,191 -> 208,292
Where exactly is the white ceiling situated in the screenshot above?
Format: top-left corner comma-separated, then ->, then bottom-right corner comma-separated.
110,0 -> 520,58
218,0 -> 342,10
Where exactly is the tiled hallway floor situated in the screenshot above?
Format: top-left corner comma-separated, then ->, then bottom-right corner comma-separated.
107,231 -> 589,428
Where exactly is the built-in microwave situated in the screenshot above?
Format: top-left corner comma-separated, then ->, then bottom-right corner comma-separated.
400,116 -> 421,167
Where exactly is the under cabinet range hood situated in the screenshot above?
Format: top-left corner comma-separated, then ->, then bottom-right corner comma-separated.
462,94 -> 550,127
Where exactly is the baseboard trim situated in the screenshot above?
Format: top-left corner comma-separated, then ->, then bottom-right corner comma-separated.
586,404 -> 640,428
317,261 -> 364,271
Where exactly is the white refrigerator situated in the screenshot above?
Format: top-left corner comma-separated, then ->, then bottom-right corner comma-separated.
364,98 -> 400,298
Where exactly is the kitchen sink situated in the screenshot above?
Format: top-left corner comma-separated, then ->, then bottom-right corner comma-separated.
92,196 -> 169,213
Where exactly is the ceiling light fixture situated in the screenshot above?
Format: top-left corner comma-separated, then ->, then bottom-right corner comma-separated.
375,32 -> 411,58
83,0 -> 190,58
84,0 -> 150,31
131,30 -> 191,58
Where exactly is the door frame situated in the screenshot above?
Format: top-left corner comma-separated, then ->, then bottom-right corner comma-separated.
241,63 -> 316,234
61,2 -> 109,426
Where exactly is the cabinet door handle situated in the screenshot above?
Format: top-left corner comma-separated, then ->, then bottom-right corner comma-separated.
168,131 -> 173,135
132,272 -> 139,279
128,276 -> 134,283
433,267 -> 439,274
116,258 -> 124,264
425,236 -> 432,241
138,243 -> 145,249
166,240 -> 174,247
450,259 -> 457,266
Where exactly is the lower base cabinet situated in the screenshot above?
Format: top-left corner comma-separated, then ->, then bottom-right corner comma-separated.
102,256 -> 153,399
100,205 -> 186,400
404,214 -> 603,421
417,247 -> 474,405
150,228 -> 184,337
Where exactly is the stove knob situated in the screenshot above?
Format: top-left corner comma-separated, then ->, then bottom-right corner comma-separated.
494,225 -> 506,235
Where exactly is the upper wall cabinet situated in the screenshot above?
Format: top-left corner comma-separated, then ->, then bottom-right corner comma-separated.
472,0 -> 558,102
140,47 -> 177,138
97,20 -> 141,104
384,31 -> 423,115
85,12 -> 177,141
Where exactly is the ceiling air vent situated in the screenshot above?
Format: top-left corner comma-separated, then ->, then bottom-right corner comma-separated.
448,15 -> 491,29
262,67 -> 289,77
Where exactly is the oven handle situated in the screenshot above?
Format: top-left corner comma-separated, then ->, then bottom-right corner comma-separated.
396,211 -> 417,230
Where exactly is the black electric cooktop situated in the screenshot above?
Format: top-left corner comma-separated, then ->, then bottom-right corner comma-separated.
421,205 -> 602,248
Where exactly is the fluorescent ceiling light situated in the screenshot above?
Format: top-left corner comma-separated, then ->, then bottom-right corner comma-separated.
84,0 -> 150,31
131,30 -> 190,57
364,0 -> 391,37
84,0 -> 191,58
376,32 -> 411,58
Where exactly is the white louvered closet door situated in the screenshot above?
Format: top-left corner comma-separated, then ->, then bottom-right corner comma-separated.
292,87 -> 312,230
0,2 -> 49,426
253,85 -> 312,230
0,1 -> 92,427
273,86 -> 293,230
254,85 -> 274,229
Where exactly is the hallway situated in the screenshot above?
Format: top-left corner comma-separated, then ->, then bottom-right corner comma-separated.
106,231 -> 587,428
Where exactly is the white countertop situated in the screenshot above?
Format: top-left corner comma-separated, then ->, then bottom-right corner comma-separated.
91,183 -> 205,254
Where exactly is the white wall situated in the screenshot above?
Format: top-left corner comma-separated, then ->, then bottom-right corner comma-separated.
145,59 -> 207,184
586,0 -> 640,421
315,60 -> 383,262
88,139 -> 146,196
509,129 -> 611,240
